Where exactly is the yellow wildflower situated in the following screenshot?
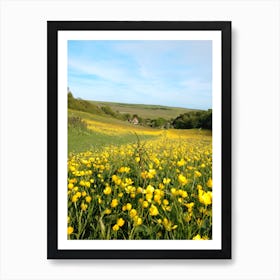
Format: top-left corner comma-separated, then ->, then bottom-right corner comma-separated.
198,189 -> 212,205
67,226 -> 74,235
134,217 -> 142,226
71,195 -> 78,203
126,203 -> 132,211
81,203 -> 88,211
117,218 -> 125,227
118,166 -> 130,173
112,224 -> 119,231
192,234 -> 202,240
142,201 -> 149,208
149,205 -> 159,216
129,209 -> 137,218
207,178 -> 212,188
163,178 -> 171,185
104,208 -> 111,215
103,186 -> 112,195
177,159 -> 186,167
111,199 -> 118,208
178,174 -> 188,185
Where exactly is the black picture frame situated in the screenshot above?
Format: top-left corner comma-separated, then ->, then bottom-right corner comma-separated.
47,21 -> 231,259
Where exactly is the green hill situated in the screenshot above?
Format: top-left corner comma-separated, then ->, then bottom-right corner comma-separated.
87,100 -> 196,119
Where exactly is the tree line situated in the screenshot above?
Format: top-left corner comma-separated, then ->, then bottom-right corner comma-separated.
68,91 -> 212,130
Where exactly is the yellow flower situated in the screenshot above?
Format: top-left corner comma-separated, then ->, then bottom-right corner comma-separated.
148,169 -> 156,178
185,213 -> 192,222
178,174 -> 188,185
194,171 -> 202,177
185,202 -> 194,212
112,175 -> 122,185
145,193 -> 153,202
149,205 -> 159,216
79,180 -> 85,186
85,196 -> 92,203
117,218 -> 125,227
137,187 -> 143,194
163,178 -> 171,185
71,195 -> 78,203
171,188 -> 178,195
68,183 -> 74,190
163,199 -> 169,206
104,208 -> 112,214
126,203 -> 132,211
198,189 -> 212,205
192,234 -> 202,240
154,194 -> 161,204
67,226 -> 74,235
111,199 -> 118,208
142,200 -> 149,208
103,186 -> 112,195
207,178 -> 212,188
81,203 -> 88,211
112,224 -> 119,231
146,185 -> 154,194
177,159 -> 186,167
118,166 -> 130,173
135,156 -> 140,162
180,190 -> 188,198
162,218 -> 177,231
134,217 -> 142,226
82,191 -> 87,197
129,209 -> 137,218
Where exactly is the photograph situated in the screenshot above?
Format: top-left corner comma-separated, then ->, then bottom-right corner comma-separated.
47,21 -> 231,258
67,39 -> 213,241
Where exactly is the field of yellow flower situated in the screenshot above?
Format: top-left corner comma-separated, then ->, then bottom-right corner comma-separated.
67,126 -> 212,240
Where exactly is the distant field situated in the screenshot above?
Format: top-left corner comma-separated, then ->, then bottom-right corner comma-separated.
88,100 -> 196,119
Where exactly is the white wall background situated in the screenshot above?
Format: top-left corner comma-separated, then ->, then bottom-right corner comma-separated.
0,0 -> 279,279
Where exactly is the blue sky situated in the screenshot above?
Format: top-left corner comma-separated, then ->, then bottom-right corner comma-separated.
68,40 -> 212,110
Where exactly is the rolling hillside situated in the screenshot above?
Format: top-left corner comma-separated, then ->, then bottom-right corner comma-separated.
88,100 -> 196,119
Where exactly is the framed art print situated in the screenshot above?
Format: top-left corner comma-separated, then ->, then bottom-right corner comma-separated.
47,21 -> 231,259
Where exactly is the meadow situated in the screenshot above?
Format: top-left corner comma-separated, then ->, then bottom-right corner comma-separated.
67,107 -> 212,240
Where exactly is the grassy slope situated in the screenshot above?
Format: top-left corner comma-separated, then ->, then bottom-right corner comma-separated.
88,100 -> 196,119
68,109 -> 159,153
68,100 -> 209,153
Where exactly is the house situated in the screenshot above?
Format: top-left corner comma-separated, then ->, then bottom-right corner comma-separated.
131,116 -> 139,125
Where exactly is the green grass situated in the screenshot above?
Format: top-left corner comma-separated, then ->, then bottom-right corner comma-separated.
68,128 -> 157,154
